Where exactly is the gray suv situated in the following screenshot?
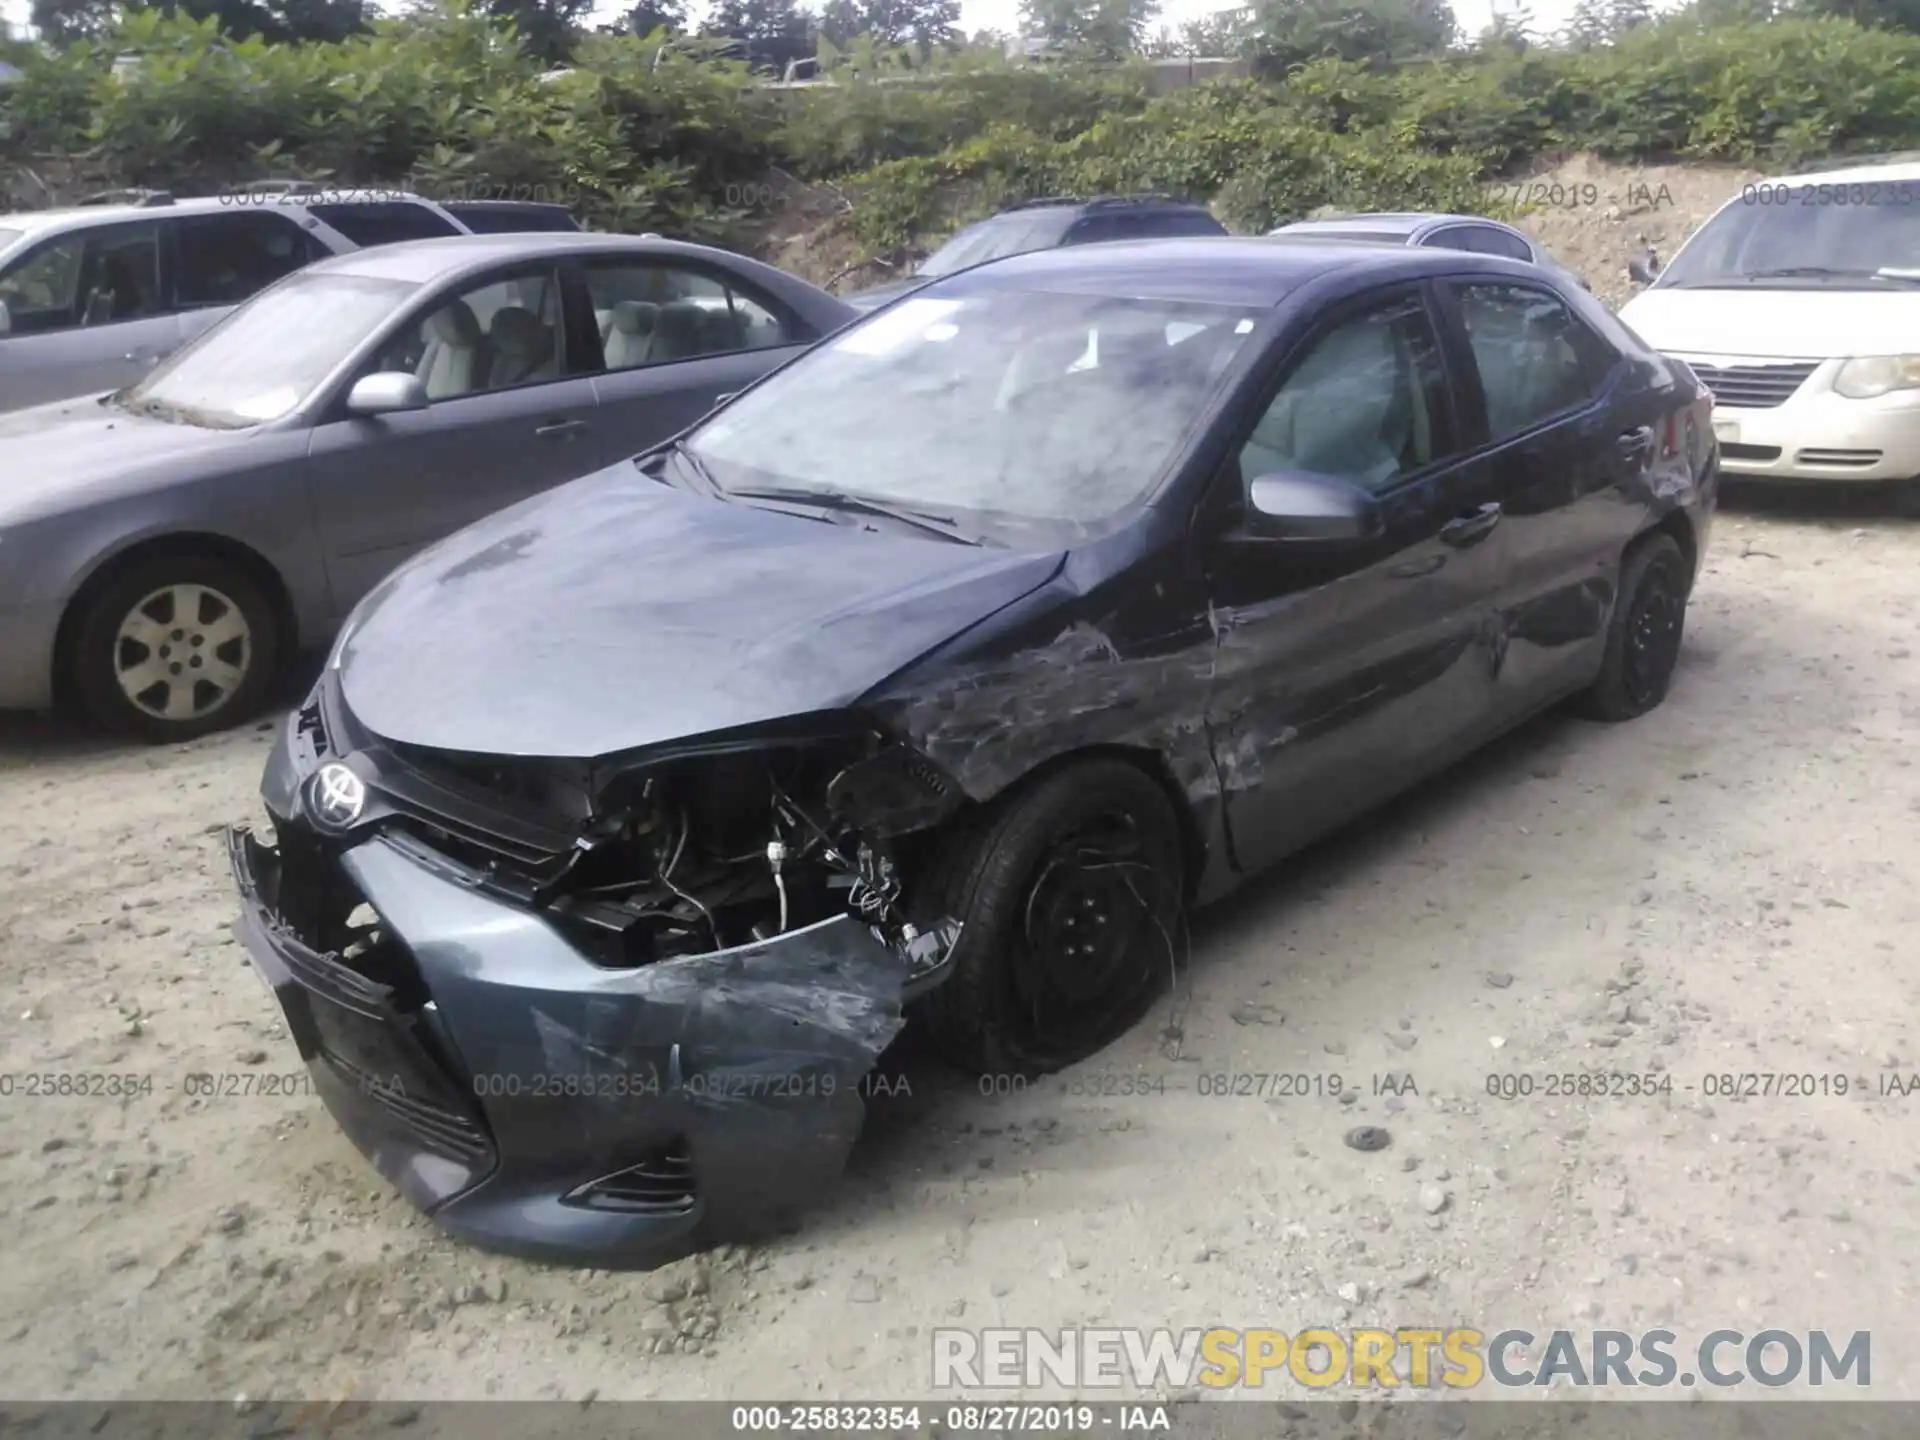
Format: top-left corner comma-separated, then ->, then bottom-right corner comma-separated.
0,187 -> 581,412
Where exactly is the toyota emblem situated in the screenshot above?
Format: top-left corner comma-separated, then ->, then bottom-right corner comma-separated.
311,761 -> 367,829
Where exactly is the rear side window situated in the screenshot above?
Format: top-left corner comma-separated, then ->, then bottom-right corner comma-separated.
445,203 -> 581,234
1453,281 -> 1619,442
172,211 -> 322,308
1069,210 -> 1226,244
307,202 -> 460,248
1461,225 -> 1535,262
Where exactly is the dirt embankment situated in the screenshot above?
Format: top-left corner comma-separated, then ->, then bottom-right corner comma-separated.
753,154 -> 1762,300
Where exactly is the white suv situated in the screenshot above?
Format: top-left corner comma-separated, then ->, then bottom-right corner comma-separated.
1620,159 -> 1920,489
0,187 -> 579,413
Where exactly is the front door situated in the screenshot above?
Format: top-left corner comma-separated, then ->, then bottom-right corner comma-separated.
304,261 -> 602,616
1200,285 -> 1510,876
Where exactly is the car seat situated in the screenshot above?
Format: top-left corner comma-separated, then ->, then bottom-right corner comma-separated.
485,305 -> 556,388
416,298 -> 484,399
602,300 -> 660,369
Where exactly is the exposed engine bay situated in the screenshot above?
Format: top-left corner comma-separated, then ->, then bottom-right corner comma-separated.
360,729 -> 969,981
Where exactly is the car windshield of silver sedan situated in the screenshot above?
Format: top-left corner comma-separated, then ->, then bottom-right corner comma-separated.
118,272 -> 420,428
684,289 -> 1261,543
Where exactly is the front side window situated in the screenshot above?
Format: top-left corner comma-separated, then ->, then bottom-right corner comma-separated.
118,271 -> 418,427
1454,282 -> 1616,442
367,265 -> 564,400
1238,294 -> 1450,494
584,261 -> 792,371
173,212 -> 319,308
686,288 -> 1260,544
0,222 -> 162,336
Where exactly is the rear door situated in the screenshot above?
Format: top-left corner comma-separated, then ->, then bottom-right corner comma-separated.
1200,283 -> 1512,873
572,253 -> 821,468
0,219 -> 179,410
1429,275 -> 1665,724
303,260 -> 603,615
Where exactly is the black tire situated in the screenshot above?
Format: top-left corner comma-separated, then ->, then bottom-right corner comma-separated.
71,553 -> 280,742
911,758 -> 1185,1078
1570,532 -> 1688,723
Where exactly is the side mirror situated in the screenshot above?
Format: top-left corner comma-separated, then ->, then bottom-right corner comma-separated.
1246,469 -> 1384,542
345,371 -> 429,416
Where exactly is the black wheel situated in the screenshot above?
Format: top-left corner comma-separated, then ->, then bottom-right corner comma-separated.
1571,533 -> 1688,723
911,759 -> 1185,1078
71,553 -> 280,742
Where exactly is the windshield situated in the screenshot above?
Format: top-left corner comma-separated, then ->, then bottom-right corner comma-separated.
121,272 -> 418,427
1658,187 -> 1920,288
683,288 -> 1260,545
917,212 -> 1076,278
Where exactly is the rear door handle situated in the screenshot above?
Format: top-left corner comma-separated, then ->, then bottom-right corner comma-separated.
124,347 -> 161,363
1439,502 -> 1501,548
535,418 -> 587,440
1617,426 -> 1654,459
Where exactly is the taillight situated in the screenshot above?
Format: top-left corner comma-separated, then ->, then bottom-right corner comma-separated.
1660,409 -> 1680,459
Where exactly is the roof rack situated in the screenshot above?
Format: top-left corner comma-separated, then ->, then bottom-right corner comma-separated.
1083,193 -> 1189,209
77,187 -> 173,207
1002,196 -> 1084,211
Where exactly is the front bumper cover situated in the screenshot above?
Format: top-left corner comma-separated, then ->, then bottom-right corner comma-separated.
228,766 -> 907,1267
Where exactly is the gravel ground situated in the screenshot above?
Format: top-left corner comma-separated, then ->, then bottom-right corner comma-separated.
2,484 -> 1917,1403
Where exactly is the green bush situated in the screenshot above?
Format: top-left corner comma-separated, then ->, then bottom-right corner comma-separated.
8,4 -> 1920,263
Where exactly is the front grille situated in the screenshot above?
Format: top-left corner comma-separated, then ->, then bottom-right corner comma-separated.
1684,360 -> 1818,409
566,1143 -> 697,1215
1796,447 -> 1883,467
1720,442 -> 1782,462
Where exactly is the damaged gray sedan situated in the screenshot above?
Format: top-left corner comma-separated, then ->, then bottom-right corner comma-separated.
230,238 -> 1717,1265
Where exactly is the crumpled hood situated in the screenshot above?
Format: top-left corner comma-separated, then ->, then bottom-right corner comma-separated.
336,463 -> 1067,758
0,394 -> 242,520
1620,287 -> 1920,360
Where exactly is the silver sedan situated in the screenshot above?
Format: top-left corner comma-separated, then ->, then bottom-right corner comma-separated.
0,232 -> 854,741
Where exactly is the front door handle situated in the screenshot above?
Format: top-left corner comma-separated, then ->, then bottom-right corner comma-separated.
124,347 -> 161,364
1439,502 -> 1501,548
535,418 -> 587,441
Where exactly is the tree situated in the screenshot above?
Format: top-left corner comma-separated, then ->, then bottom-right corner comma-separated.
1564,0 -> 1653,45
483,0 -> 593,60
1247,0 -> 1456,66
705,0 -> 814,72
607,0 -> 687,34
818,0 -> 960,50
1018,0 -> 1159,57
1474,2 -> 1534,49
30,0 -> 121,44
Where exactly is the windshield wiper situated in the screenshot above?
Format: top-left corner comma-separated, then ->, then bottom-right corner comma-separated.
723,485 -> 985,545
1727,266 -> 1920,286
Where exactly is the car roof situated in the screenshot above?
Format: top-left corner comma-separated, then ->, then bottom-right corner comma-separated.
937,236 -> 1537,306
1763,156 -> 1920,186
303,231 -> 754,284
0,194 -> 240,237
1277,212 -> 1515,238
